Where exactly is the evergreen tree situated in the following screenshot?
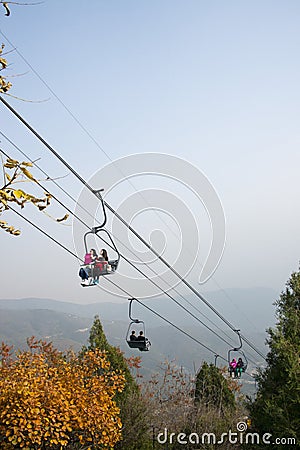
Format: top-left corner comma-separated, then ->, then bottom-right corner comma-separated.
194,362 -> 236,415
83,315 -> 137,397
83,315 -> 151,450
250,269 -> 300,446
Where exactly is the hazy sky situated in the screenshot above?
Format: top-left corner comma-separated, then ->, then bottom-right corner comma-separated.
1,1 -> 299,311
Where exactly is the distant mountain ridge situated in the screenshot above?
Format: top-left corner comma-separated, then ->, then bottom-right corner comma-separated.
0,288 -> 276,382
0,286 -> 277,330
0,288 -> 275,397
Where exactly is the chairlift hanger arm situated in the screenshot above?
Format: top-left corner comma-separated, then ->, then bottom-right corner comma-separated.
214,354 -> 220,367
128,298 -> 142,323
233,329 -> 242,351
83,189 -> 107,253
228,330 -> 244,365
92,189 -> 107,230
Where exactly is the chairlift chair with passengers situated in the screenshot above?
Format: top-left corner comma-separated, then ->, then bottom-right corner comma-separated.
126,298 -> 151,352
228,329 -> 248,378
79,189 -> 120,287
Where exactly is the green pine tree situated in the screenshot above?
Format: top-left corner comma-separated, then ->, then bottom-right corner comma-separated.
83,315 -> 152,450
249,269 -> 300,447
194,362 -> 236,415
82,314 -> 137,397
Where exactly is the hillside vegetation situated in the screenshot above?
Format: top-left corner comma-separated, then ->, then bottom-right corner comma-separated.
0,275 -> 298,448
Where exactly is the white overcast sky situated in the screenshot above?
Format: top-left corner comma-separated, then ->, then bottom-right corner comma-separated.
0,0 -> 299,305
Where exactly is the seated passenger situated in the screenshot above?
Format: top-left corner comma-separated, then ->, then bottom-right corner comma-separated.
84,248 -> 98,264
236,357 -> 244,377
100,248 -> 108,261
94,256 -> 109,283
130,330 -> 137,341
84,252 -> 92,265
137,331 -> 146,341
81,249 -> 98,285
229,358 -> 237,378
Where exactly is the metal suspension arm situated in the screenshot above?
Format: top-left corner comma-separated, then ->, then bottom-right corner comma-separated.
128,298 -> 141,323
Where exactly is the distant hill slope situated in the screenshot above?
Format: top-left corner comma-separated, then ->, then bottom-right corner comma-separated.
0,290 -> 270,397
0,307 -> 262,397
0,286 -> 277,330
0,305 -> 268,368
0,309 -> 91,351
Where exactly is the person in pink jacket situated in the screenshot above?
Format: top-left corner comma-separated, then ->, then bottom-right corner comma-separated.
229,358 -> 237,378
80,249 -> 98,285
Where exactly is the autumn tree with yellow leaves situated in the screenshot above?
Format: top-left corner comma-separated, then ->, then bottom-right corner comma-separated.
0,338 -> 125,449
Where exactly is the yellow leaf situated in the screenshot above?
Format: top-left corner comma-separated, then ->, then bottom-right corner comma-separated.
0,189 -> 10,199
13,190 -> 25,199
5,157 -> 18,166
20,167 -> 37,182
56,214 -> 69,223
0,57 -> 7,69
4,163 -> 16,169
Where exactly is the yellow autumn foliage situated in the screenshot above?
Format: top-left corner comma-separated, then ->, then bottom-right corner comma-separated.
0,43 -> 12,93
0,338 -> 125,449
0,156 -> 69,235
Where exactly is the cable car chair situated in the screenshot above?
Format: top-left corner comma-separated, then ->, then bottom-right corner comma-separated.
126,298 -> 151,352
79,189 -> 120,287
228,330 -> 248,378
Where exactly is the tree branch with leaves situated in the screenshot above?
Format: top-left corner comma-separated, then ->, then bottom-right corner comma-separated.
0,43 -> 12,93
0,155 -> 69,235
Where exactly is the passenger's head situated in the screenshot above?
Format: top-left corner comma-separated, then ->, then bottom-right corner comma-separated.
100,248 -> 108,260
90,248 -> 97,257
139,331 -> 144,336
131,330 -> 136,335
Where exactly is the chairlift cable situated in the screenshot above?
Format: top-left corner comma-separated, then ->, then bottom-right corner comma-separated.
0,137 -> 245,350
0,146 -> 90,232
0,120 -> 239,345
80,231 -> 259,364
0,95 -> 266,362
0,134 -> 250,351
103,277 -> 228,363
0,131 -> 95,225
0,37 -> 266,354
8,205 -> 229,364
9,205 -> 82,261
0,30 -> 185,245
82,226 -> 237,349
